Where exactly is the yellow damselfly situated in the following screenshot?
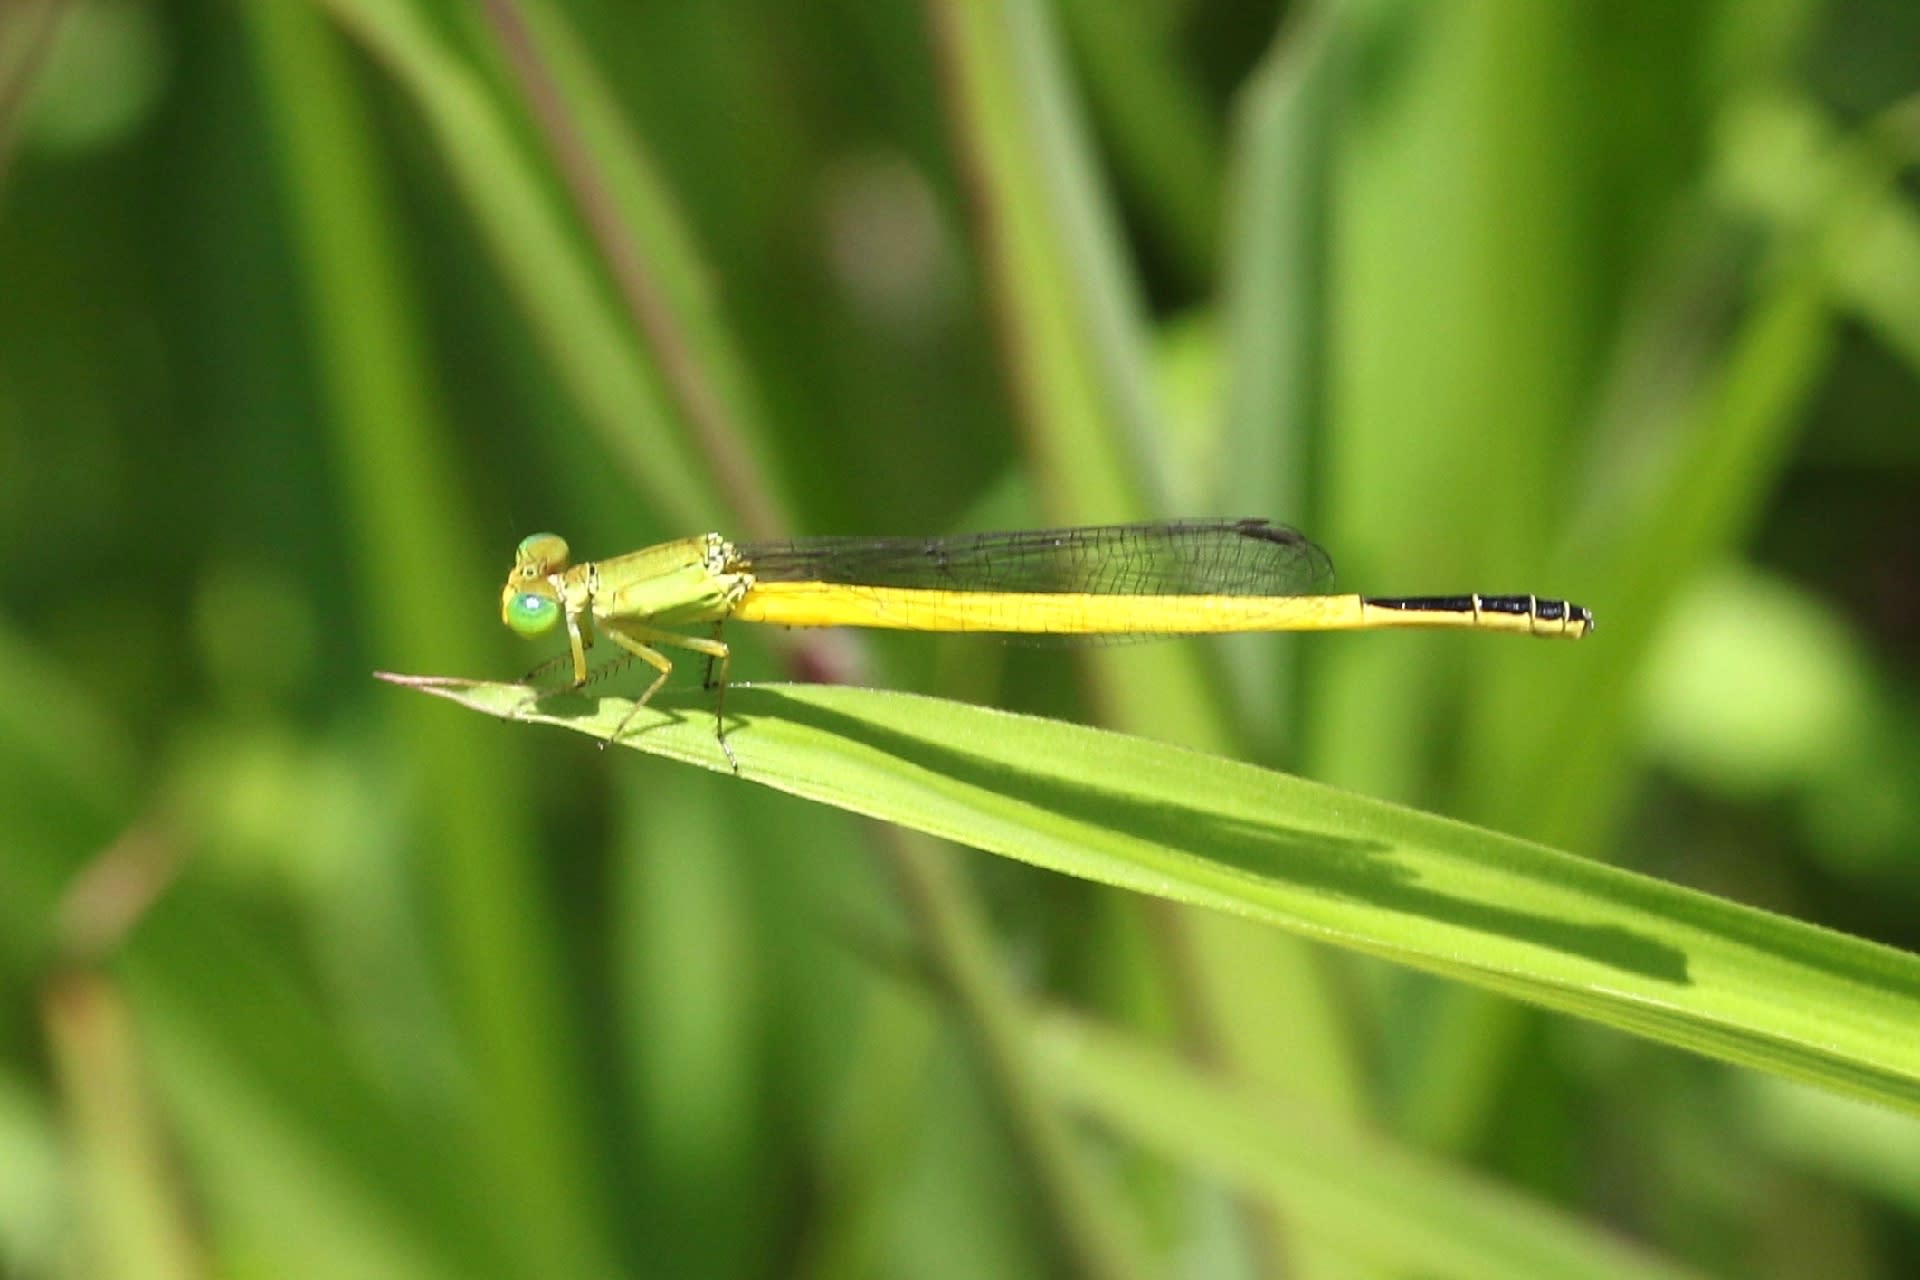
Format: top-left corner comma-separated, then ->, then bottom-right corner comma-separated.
501,518 -> 1591,760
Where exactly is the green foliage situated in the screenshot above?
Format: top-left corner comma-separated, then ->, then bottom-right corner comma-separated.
4,1 -> 1919,1278
401,674 -> 1920,1112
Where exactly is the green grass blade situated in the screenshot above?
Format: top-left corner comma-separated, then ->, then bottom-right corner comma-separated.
1034,1013 -> 1712,1280
1214,5 -> 1340,753
385,675 -> 1920,1113
242,6 -> 616,1275
476,0 -> 792,540
927,0 -> 1167,517
927,6 -> 1347,1181
312,0 -> 722,529
1053,0 -> 1221,285
1218,3 -> 1336,525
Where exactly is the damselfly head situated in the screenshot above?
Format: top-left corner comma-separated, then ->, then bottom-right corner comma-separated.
503,533 -> 573,636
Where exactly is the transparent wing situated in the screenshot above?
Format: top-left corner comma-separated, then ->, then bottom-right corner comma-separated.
732,518 -> 1334,597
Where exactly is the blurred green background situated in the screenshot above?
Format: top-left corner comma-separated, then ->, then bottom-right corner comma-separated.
4,0 -> 1920,1276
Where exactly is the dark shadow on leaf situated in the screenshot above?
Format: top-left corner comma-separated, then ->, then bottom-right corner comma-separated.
743,688 -> 1689,986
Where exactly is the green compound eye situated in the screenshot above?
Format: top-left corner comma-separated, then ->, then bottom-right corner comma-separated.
505,591 -> 560,637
